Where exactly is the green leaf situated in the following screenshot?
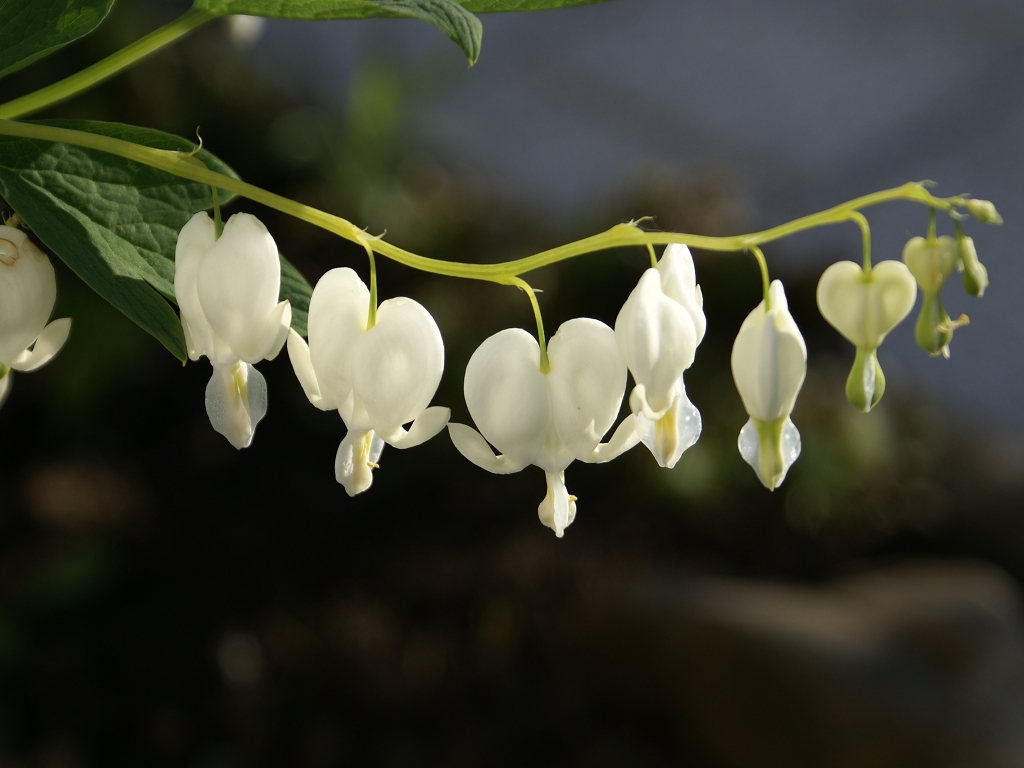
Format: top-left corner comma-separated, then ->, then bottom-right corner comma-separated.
193,0 -> 482,64
458,0 -> 607,10
0,119 -> 238,362
279,254 -> 311,338
0,0 -> 115,80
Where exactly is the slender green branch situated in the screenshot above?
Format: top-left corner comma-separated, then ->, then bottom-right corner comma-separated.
0,8 -> 218,120
0,120 -> 972,284
505,277 -> 549,372
749,245 -> 771,308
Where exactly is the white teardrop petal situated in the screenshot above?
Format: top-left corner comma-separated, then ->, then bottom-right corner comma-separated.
447,423 -> 524,475
583,414 -> 640,464
7,317 -> 71,372
738,417 -> 801,490
380,406 -> 450,449
173,213 -> 217,361
335,429 -> 385,496
615,270 -> 696,413
658,244 -> 707,345
0,226 -> 57,365
286,328 -> 325,409
255,300 -> 291,362
538,471 -> 576,538
634,376 -> 701,468
464,328 -> 550,469
731,281 -> 806,423
197,214 -> 281,361
353,296 -> 444,434
307,268 -> 369,414
205,362 -> 267,450
548,317 -> 627,460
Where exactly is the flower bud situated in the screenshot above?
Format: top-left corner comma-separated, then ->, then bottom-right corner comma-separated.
965,199 -> 1002,225
958,236 -> 988,298
903,236 -> 960,357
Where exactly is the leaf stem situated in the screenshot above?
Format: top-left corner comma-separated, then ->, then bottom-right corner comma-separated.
0,7 -> 218,120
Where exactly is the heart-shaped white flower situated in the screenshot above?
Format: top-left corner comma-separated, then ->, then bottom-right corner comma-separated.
816,260 -> 916,411
0,225 -> 72,409
902,235 -> 961,357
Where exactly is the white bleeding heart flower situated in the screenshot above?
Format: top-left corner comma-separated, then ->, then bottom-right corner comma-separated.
816,260 -> 916,412
730,280 -> 806,490
175,212 -> 291,449
0,225 -> 72,408
448,318 -> 638,537
287,267 -> 449,496
615,244 -> 705,468
902,235 -> 961,358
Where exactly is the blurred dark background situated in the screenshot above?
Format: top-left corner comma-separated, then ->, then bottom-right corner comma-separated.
2,1 -> 1024,766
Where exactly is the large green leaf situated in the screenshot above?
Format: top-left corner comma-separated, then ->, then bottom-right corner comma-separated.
0,0 -> 115,80
280,253 -> 311,338
194,0 -> 483,64
458,0 -> 607,10
0,119 -> 239,361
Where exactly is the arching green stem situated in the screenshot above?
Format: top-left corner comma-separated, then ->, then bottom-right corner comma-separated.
0,120 -> 974,284
928,206 -> 937,240
505,277 -> 549,373
0,8 -> 218,120
749,245 -> 771,309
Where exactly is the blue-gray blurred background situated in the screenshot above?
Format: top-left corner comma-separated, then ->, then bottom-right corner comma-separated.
1,1 -> 1024,766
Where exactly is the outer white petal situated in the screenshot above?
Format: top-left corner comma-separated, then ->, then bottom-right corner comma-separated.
615,270 -> 696,413
308,268 -> 369,414
353,296 -> 444,434
173,213 -> 217,361
633,376 -> 701,468
0,369 -> 11,409
0,226 -> 57,364
335,429 -> 385,497
286,328 -> 326,409
731,281 -> 807,422
582,414 -> 640,464
254,300 -> 291,362
197,214 -> 281,362
538,471 -> 576,538
7,317 -> 71,372
816,260 -> 916,350
464,328 -> 550,470
658,244 -> 707,345
447,423 -> 525,474
205,361 -> 268,450
380,406 -> 450,449
548,318 -> 627,461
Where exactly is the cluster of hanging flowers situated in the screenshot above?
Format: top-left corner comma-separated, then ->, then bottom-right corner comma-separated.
0,199 -> 998,537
